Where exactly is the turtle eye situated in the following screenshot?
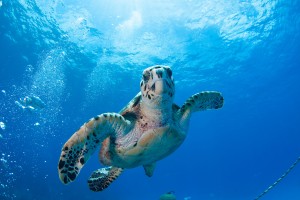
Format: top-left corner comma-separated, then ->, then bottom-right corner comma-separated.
143,71 -> 150,82
156,70 -> 163,78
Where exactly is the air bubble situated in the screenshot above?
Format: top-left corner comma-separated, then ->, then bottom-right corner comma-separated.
0,158 -> 7,163
0,121 -> 5,130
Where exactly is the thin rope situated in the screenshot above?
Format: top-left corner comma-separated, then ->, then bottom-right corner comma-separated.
254,156 -> 300,200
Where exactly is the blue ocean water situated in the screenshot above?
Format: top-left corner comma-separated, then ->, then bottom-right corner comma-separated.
0,0 -> 300,199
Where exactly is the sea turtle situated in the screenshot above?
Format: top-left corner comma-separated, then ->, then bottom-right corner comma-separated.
58,65 -> 224,191
159,191 -> 177,200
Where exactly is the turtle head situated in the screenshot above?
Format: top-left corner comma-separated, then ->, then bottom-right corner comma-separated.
140,65 -> 175,107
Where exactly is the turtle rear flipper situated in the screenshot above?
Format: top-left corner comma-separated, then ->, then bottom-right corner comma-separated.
88,167 -> 123,192
58,113 -> 131,184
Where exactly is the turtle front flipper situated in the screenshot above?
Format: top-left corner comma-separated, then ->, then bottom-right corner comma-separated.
88,167 -> 123,192
58,113 -> 131,184
178,91 -> 224,124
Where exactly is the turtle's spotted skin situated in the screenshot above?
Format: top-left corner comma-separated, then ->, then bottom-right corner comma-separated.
58,65 -> 224,191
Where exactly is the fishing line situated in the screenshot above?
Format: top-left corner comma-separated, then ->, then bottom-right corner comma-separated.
254,156 -> 300,200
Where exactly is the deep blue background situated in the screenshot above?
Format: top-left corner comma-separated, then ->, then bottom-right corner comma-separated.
0,0 -> 300,199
